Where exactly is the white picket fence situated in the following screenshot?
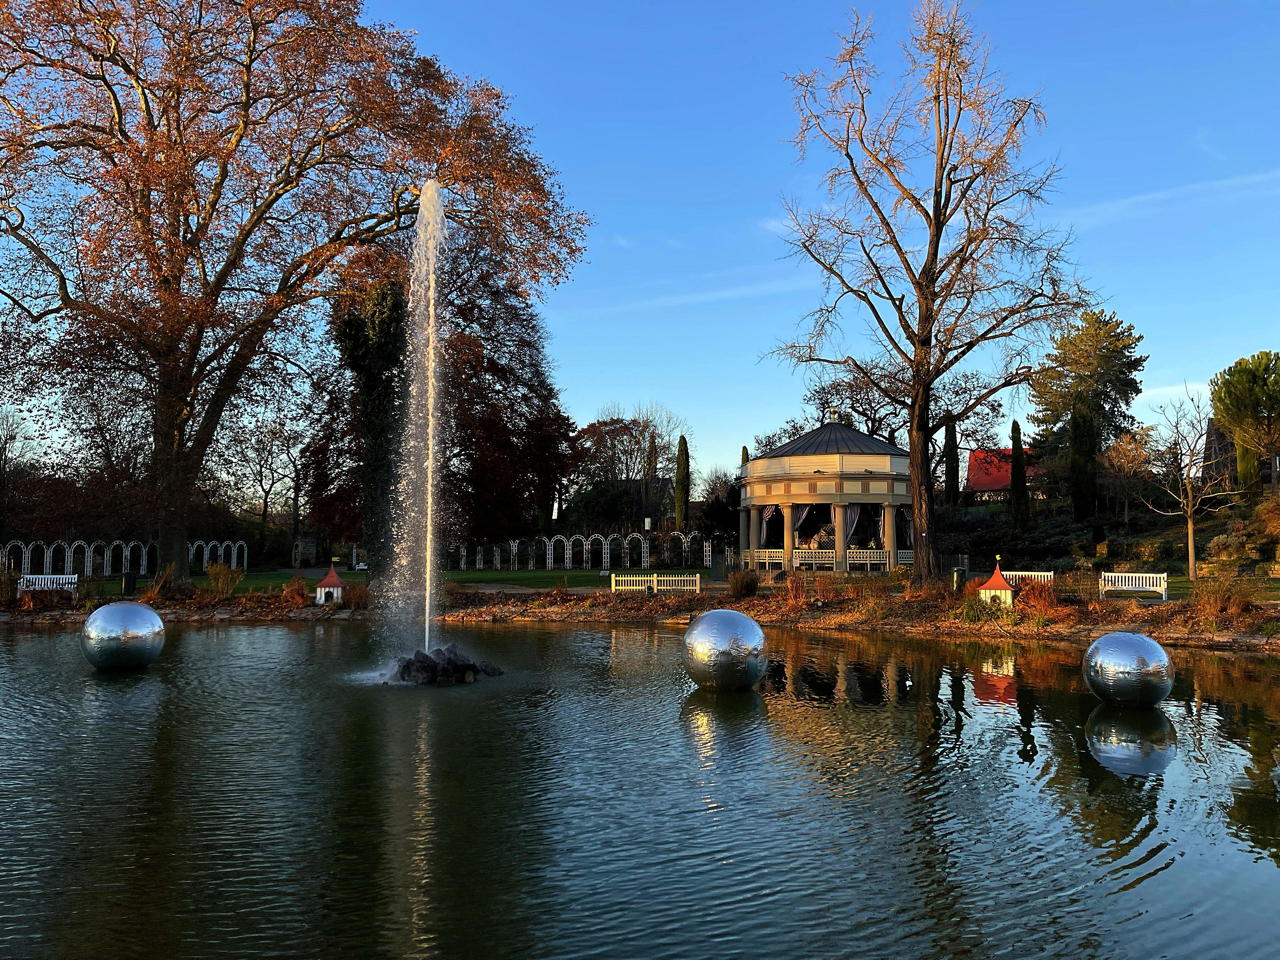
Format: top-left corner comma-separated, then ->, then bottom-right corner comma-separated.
1004,571 -> 1054,585
610,573 -> 701,594
1099,571 -> 1168,601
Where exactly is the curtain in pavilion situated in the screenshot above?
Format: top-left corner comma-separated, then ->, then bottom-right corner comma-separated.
843,504 -> 862,548
761,504 -> 776,546
793,504 -> 812,535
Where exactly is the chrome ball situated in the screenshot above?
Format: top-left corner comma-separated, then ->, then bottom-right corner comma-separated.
1085,705 -> 1178,778
1082,632 -> 1173,706
682,609 -> 767,691
81,601 -> 166,670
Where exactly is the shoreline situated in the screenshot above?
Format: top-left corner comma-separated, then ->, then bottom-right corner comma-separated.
4,597 -> 1278,656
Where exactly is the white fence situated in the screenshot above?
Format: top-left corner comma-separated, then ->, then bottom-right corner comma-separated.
610,573 -> 701,594
1099,572 -> 1168,601
17,574 -> 78,596
1005,571 -> 1054,585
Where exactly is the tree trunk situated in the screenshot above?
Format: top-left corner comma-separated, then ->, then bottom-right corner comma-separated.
1186,512 -> 1197,581
152,378 -> 195,581
908,391 -> 940,581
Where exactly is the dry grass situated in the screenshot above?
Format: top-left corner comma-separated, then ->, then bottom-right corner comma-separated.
1191,577 -> 1261,619
139,563 -> 174,605
728,570 -> 759,599
341,583 -> 369,610
205,563 -> 244,599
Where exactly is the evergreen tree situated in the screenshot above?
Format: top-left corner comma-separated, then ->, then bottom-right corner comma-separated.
1067,397 -> 1099,524
1010,421 -> 1029,529
674,436 -> 690,531
741,446 -> 750,466
1210,351 -> 1280,497
331,281 -> 410,575
942,416 -> 959,507
1030,311 -> 1146,448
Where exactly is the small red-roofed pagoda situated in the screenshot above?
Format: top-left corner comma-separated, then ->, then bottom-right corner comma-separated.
978,556 -> 1014,609
315,563 -> 347,605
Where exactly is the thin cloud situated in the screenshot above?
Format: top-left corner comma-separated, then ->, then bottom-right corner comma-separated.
558,275 -> 813,317
1063,169 -> 1280,229
1194,126 -> 1229,163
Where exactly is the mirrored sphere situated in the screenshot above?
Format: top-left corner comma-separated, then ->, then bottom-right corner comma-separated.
683,609 -> 767,690
81,601 -> 166,670
1082,632 -> 1173,706
1085,705 -> 1178,778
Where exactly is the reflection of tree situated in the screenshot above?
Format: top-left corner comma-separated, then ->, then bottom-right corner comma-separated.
1219,705 -> 1280,866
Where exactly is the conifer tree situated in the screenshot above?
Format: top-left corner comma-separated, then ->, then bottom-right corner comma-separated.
674,436 -> 690,531
1010,421 -> 1029,529
1210,351 -> 1280,497
942,417 -> 960,508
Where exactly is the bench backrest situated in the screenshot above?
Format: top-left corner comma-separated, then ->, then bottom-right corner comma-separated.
1100,572 -> 1167,587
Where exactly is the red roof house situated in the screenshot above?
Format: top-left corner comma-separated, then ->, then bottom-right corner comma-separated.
964,448 -> 1041,497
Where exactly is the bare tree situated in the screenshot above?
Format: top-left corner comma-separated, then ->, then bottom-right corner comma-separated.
1143,393 -> 1234,580
0,407 -> 35,541
1100,427 -> 1153,530
782,1 -> 1086,578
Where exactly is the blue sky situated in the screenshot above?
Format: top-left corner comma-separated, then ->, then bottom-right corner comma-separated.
369,0 -> 1280,474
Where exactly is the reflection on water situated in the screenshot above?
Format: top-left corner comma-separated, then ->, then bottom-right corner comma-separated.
2,622 -> 1280,959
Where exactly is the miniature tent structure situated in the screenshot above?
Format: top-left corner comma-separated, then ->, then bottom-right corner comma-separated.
315,563 -> 346,605
978,558 -> 1014,609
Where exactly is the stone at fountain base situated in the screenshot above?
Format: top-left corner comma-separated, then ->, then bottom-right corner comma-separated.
395,644 -> 503,686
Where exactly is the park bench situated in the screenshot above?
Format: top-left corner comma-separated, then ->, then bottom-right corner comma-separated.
1098,571 -> 1168,601
610,573 -> 701,594
17,574 -> 79,597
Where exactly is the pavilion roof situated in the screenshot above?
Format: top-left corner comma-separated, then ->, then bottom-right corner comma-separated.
979,563 -> 1013,593
756,422 -> 907,460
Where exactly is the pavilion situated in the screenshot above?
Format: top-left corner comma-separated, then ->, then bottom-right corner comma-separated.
738,420 -> 914,572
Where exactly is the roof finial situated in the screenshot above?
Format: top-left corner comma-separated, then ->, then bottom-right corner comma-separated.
825,406 -> 841,424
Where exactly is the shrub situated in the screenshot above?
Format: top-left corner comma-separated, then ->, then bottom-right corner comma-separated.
783,571 -> 809,605
813,574 -> 840,603
957,595 -> 994,623
341,583 -> 369,610
1255,497 -> 1280,540
1259,619 -> 1280,638
139,563 -> 174,605
281,575 -> 309,608
1192,577 -> 1261,619
728,570 -> 759,599
1207,534 -> 1249,560
1016,579 -> 1059,616
205,563 -> 244,599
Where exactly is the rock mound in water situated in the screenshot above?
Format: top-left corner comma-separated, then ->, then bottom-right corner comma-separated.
395,644 -> 503,686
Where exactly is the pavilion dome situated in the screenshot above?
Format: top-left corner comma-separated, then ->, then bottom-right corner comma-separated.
755,421 -> 907,460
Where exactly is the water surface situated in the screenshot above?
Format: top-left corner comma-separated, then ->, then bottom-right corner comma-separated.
1,622 -> 1278,959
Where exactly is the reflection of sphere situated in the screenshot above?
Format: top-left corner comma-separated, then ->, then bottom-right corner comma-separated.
1082,632 -> 1173,705
81,602 -> 166,670
683,610 -> 767,690
1085,705 -> 1178,777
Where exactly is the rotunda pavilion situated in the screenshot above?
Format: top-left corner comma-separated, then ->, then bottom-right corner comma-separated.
738,420 -> 913,572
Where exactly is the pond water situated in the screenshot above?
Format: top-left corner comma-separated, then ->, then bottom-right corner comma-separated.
1,621 -> 1279,959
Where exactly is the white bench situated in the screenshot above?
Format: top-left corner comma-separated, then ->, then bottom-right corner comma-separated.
611,573 -> 701,594
18,574 -> 79,597
1099,572 -> 1168,601
1005,571 -> 1054,585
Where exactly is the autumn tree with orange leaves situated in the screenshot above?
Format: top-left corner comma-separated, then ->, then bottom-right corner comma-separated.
0,0 -> 585,577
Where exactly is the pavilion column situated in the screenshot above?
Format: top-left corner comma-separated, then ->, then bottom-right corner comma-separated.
748,506 -> 761,569
782,502 -> 795,571
738,508 -> 750,554
833,503 -> 847,573
883,501 -> 897,570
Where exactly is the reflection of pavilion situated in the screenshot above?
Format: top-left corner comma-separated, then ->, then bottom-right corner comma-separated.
738,420 -> 914,571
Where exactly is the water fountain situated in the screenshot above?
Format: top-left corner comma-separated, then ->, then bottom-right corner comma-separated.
386,179 -> 446,651
384,179 -> 501,685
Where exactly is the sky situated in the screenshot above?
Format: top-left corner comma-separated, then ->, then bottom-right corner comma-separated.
369,0 -> 1280,475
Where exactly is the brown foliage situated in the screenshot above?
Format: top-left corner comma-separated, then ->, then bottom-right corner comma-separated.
205,563 -> 245,599
139,564 -> 175,605
1016,580 -> 1059,616
341,583 -> 369,611
728,570 -> 760,599
281,576 -> 310,609
0,0 -> 586,574
1192,578 -> 1261,620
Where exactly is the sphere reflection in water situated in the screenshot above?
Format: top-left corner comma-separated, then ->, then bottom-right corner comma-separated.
1085,705 -> 1178,778
1082,632 -> 1173,706
682,609 -> 767,690
81,601 -> 166,670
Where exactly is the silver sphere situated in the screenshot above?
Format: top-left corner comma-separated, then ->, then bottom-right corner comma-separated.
1082,632 -> 1173,706
81,601 -> 166,670
683,609 -> 767,691
1086,705 -> 1178,778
